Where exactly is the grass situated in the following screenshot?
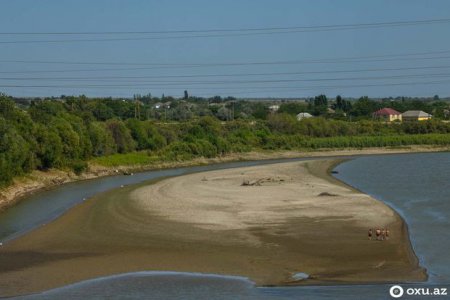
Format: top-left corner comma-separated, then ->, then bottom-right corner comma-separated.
90,133 -> 450,168
91,152 -> 160,167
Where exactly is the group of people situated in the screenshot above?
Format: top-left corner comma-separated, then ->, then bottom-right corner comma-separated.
368,228 -> 389,241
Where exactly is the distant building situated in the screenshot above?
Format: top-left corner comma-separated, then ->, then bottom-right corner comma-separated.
373,108 -> 402,122
154,102 -> 171,109
296,112 -> 313,121
269,105 -> 280,112
402,110 -> 432,121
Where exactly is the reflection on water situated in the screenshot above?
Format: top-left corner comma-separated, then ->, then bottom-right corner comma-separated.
14,272 -> 261,300
13,272 -> 448,300
5,152 -> 450,299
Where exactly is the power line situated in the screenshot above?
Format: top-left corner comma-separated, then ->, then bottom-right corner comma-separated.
1,18 -> 449,35
2,65 -> 450,81
1,18 -> 449,44
3,54 -> 450,74
2,49 -> 450,66
193,79 -> 450,95
194,80 -> 450,96
3,73 -> 450,87
1,79 -> 450,91
3,72 -> 450,86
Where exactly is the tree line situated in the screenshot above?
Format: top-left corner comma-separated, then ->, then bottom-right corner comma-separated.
1,94 -> 450,186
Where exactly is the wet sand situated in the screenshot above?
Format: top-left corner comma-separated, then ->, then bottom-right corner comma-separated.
0,159 -> 426,297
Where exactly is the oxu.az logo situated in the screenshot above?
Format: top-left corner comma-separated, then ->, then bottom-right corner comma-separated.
390,285 -> 448,298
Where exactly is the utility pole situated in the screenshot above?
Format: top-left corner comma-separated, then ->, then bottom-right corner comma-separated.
232,101 -> 235,120
135,99 -> 141,120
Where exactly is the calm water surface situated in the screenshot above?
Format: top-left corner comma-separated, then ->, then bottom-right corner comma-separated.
4,152 -> 450,299
334,152 -> 450,285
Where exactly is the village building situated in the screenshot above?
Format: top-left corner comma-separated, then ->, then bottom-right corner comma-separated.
373,108 -> 402,122
401,110 -> 432,122
153,102 -> 171,109
269,105 -> 280,113
327,107 -> 336,114
296,112 -> 313,121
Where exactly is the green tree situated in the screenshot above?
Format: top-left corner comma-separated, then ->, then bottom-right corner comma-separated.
0,118 -> 32,184
88,122 -> 116,156
312,95 -> 328,115
350,96 -> 380,118
105,119 -> 136,153
91,102 -> 115,121
278,102 -> 308,115
267,113 -> 298,134
33,124 -> 64,169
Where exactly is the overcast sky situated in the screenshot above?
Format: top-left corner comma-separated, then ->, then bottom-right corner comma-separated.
1,0 -> 450,98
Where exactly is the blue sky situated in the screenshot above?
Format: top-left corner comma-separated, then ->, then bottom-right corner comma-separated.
1,0 -> 450,98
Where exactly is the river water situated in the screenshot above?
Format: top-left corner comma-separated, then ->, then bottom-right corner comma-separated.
3,153 -> 450,299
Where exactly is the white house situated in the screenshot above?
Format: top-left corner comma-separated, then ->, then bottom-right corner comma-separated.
402,110 -> 432,121
269,105 -> 280,112
296,112 -> 313,121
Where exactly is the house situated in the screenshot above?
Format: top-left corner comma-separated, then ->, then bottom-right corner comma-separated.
373,108 -> 402,122
153,102 -> 171,109
296,112 -> 313,121
402,110 -> 432,122
269,105 -> 280,112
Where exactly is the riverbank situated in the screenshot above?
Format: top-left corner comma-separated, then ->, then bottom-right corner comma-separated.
0,158 -> 426,297
1,145 -> 449,212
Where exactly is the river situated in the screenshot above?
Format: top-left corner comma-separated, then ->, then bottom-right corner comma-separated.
2,152 -> 450,299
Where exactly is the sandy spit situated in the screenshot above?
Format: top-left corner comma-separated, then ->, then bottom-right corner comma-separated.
0,159 -> 426,297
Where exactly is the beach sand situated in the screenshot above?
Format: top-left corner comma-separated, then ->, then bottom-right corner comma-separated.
0,159 -> 426,297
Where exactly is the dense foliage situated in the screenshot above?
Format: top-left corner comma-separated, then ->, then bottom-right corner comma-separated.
1,94 -> 450,186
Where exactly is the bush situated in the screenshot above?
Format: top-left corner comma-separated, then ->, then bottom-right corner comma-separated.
71,160 -> 88,175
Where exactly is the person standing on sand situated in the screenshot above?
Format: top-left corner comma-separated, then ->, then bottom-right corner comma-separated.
375,229 -> 381,240
381,229 -> 386,241
368,229 -> 373,240
386,229 -> 390,240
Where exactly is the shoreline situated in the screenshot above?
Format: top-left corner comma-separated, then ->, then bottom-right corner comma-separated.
0,158 -> 427,297
327,163 -> 426,284
1,145 -> 448,213
325,162 -> 426,284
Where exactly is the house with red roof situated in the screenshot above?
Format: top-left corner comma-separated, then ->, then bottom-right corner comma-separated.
373,108 -> 402,122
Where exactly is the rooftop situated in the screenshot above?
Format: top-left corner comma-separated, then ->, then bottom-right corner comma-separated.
373,108 -> 401,116
402,110 -> 432,118
297,112 -> 313,117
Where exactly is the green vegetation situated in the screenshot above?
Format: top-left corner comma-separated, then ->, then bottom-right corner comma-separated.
92,152 -> 159,167
1,93 -> 450,187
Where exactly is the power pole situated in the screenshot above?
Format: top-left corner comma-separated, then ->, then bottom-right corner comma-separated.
135,99 -> 141,119
232,101 -> 235,120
